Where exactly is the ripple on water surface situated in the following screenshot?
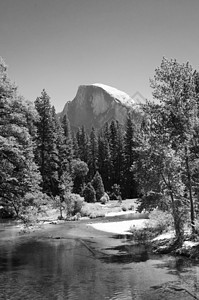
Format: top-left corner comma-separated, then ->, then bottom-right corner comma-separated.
0,226 -> 199,300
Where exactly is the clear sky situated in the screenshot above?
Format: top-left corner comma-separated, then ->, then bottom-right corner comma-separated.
1,0 -> 199,112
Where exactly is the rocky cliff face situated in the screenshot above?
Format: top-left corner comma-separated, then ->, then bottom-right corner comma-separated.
60,83 -> 140,131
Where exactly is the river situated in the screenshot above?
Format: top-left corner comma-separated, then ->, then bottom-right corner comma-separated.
0,219 -> 199,300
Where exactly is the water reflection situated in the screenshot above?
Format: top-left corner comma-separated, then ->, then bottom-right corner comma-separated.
101,244 -> 149,264
0,225 -> 199,300
0,239 -> 136,299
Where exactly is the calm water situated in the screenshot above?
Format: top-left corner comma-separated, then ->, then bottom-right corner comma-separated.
0,221 -> 199,300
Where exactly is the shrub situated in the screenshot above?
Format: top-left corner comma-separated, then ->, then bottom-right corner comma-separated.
110,184 -> 122,201
122,205 -> 127,211
148,209 -> 174,233
83,183 -> 96,203
100,192 -> 110,204
64,193 -> 84,217
80,202 -> 105,218
89,212 -> 105,219
129,226 -> 158,242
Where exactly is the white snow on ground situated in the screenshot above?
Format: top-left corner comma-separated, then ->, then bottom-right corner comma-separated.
92,83 -> 135,107
88,219 -> 148,235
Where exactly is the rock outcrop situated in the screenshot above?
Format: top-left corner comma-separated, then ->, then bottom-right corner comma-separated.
60,83 -> 141,131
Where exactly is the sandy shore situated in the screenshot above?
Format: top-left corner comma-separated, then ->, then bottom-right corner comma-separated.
88,219 -> 149,235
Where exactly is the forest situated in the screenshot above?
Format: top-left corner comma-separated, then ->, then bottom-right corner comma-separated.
1,56 -> 199,243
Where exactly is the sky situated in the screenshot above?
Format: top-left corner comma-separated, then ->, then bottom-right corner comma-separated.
1,0 -> 199,112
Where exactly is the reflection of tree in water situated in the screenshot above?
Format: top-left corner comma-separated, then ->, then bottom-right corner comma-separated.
0,238 -> 134,300
152,257 -> 199,300
1,236 -> 199,300
100,244 -> 149,264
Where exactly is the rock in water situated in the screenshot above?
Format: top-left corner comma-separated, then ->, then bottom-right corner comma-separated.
60,83 -> 141,131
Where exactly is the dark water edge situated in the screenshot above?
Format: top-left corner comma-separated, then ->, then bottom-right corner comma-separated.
0,220 -> 199,300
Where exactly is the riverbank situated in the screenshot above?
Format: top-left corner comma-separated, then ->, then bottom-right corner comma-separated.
88,215 -> 199,260
2,199 -> 199,261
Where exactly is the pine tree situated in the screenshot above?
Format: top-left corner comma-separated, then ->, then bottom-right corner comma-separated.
72,132 -> 79,159
61,114 -> 74,163
83,182 -> 96,203
0,57 -> 42,218
35,89 -> 58,196
76,126 -> 89,163
109,121 -> 124,189
91,171 -> 105,201
109,120 -> 118,186
123,113 -> 139,198
116,121 -> 125,187
88,127 -> 98,179
98,134 -> 111,191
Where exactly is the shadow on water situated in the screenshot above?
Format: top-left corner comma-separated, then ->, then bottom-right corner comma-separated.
100,244 -> 149,264
83,238 -> 150,264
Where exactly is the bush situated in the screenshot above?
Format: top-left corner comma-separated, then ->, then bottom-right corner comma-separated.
129,226 -> 158,243
122,205 -> 127,211
148,209 -> 174,233
64,193 -> 84,217
110,184 -> 122,201
100,192 -> 110,204
80,202 -> 105,218
89,212 -> 105,219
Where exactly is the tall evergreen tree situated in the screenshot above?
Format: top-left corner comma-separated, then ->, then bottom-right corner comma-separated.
116,121 -> 125,187
88,127 -> 98,179
76,126 -> 89,163
83,182 -> 96,203
91,171 -> 105,201
61,114 -> 74,163
123,113 -> 139,198
98,134 -> 111,191
109,121 -> 124,189
109,120 -> 118,186
35,89 -> 58,196
0,58 -> 42,217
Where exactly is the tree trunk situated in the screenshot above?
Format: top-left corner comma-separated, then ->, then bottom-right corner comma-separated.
169,191 -> 184,244
161,173 -> 184,243
185,146 -> 195,234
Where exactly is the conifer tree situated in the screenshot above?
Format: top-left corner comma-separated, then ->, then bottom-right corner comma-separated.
76,126 -> 89,163
109,120 -> 118,185
98,135 -> 111,191
109,121 -> 124,189
35,89 -> 58,196
88,127 -> 98,179
91,171 -> 105,201
72,132 -> 79,159
83,182 -> 96,203
61,114 -> 74,163
123,113 -> 139,198
0,58 -> 42,218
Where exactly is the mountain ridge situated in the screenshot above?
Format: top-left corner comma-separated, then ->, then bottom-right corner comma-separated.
60,83 -> 141,131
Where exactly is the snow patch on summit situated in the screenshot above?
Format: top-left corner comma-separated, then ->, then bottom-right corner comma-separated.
92,83 -> 135,107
